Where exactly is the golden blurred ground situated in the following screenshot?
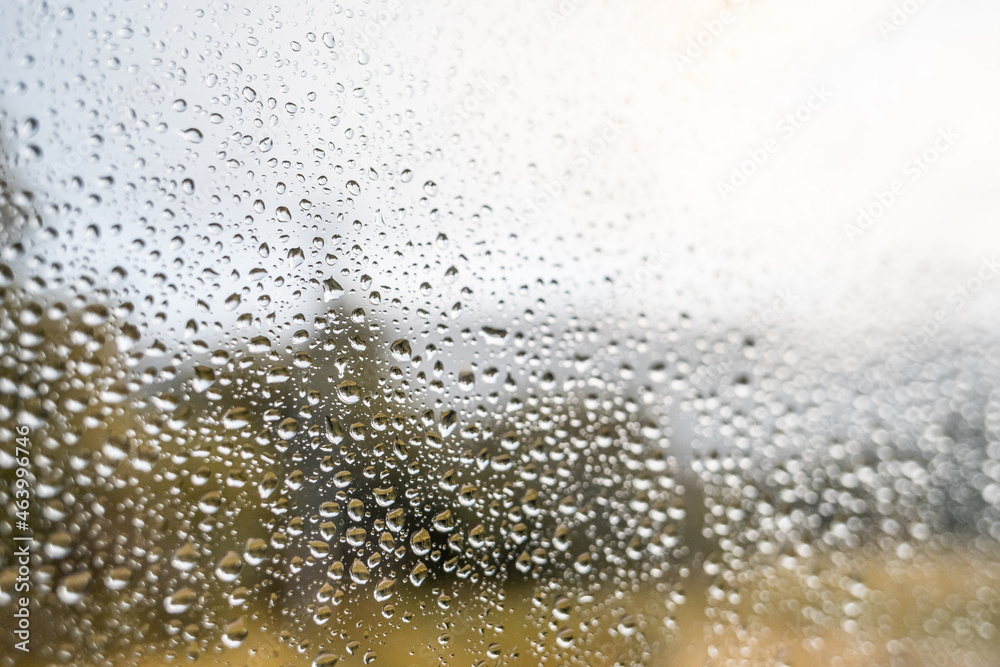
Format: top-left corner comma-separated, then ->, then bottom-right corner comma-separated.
107,543 -> 1000,667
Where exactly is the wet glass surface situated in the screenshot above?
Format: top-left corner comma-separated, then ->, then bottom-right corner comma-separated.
2,1 -> 1000,665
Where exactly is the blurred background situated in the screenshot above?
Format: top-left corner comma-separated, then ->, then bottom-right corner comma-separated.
2,0 -> 1000,665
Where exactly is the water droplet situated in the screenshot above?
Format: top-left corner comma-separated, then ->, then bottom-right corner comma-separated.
181,128 -> 204,143
323,277 -> 345,301
223,407 -> 252,430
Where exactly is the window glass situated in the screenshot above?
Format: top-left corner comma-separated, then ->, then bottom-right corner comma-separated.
2,1 -> 999,665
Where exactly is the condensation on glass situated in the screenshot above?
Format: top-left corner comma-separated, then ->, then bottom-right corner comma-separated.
1,1 -> 999,666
